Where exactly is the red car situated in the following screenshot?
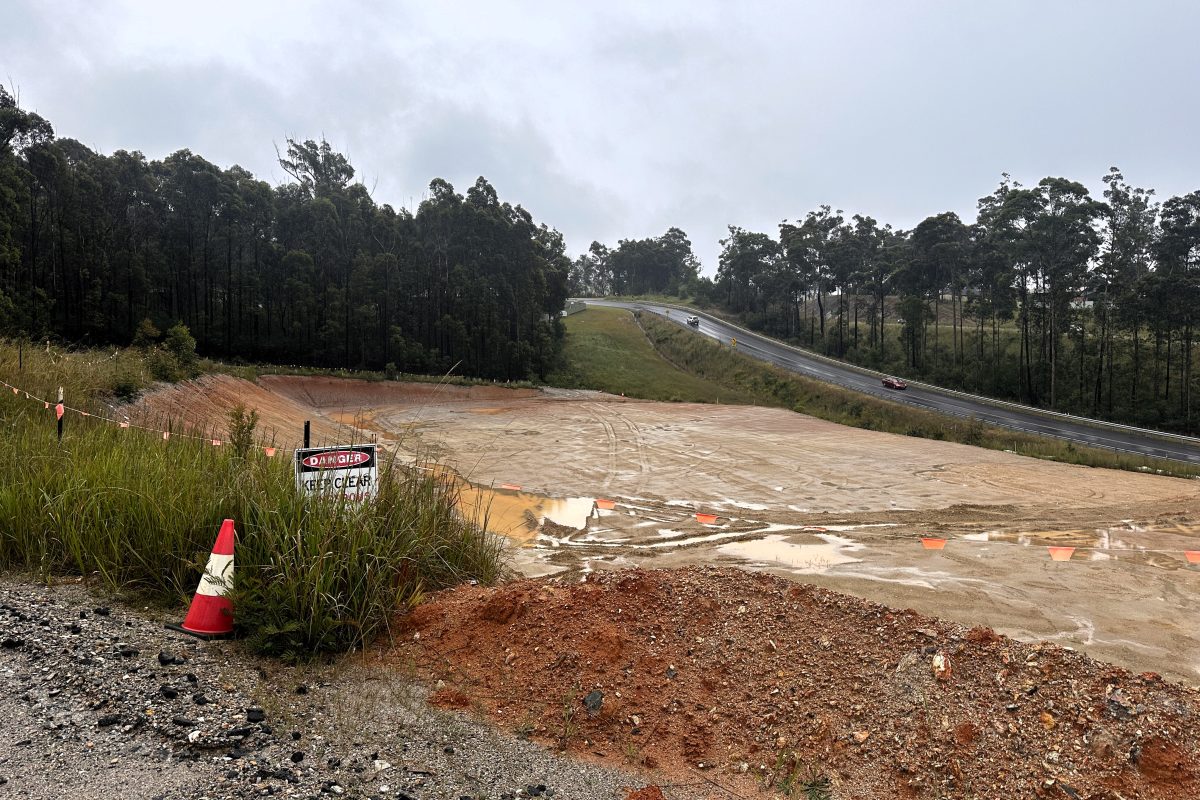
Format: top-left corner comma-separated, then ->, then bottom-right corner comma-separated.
882,376 -> 907,390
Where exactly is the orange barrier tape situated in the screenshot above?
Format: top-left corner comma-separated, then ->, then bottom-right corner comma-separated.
596,499 -> 615,510
3,378 -> 337,456
696,513 -> 718,525
921,538 -> 947,550
1048,546 -> 1076,562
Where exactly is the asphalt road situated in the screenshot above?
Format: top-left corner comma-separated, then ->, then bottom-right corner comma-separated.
583,299 -> 1200,466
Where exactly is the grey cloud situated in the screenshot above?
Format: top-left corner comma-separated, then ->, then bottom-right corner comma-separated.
3,1 -> 1200,273
396,104 -> 625,243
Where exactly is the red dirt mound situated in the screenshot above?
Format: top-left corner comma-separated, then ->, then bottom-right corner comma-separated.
396,566 -> 1200,798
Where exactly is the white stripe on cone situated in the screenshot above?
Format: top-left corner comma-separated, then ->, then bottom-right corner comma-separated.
196,553 -> 234,597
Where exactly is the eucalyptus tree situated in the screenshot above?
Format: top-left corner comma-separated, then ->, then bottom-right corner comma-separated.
910,212 -> 969,373
963,221 -> 1016,391
569,241 -> 610,296
715,226 -> 781,316
605,228 -> 699,297
844,215 -> 885,354
1154,190 -> 1200,424
977,177 -> 1042,403
1026,178 -> 1105,408
779,206 -> 842,348
1098,168 -> 1157,414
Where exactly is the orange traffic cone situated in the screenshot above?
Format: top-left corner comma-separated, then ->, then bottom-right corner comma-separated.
168,519 -> 236,639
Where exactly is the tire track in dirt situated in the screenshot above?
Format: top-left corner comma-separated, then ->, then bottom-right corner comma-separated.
581,403 -> 622,491
606,404 -> 653,480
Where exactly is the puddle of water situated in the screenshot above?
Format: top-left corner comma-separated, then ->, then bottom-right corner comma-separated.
839,566 -> 988,591
722,498 -> 770,511
758,523 -> 810,534
508,548 -> 571,578
718,534 -> 862,573
822,523 -> 898,532
543,496 -> 598,529
455,482 -> 597,543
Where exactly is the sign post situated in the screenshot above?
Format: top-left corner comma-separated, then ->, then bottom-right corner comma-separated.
294,444 -> 378,502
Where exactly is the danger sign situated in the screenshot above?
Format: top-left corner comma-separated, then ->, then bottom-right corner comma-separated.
294,444 -> 378,501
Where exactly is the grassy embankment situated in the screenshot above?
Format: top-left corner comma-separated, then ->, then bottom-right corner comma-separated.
0,341 -> 503,659
550,307 -> 1199,477
547,306 -> 760,404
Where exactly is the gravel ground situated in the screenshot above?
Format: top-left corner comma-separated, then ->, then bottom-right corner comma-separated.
0,576 -> 681,800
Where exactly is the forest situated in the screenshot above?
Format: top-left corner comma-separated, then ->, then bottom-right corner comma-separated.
570,175 -> 1200,434
0,87 -> 569,381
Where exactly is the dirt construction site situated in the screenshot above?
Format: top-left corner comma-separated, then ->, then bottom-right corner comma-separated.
134,374 -> 1200,797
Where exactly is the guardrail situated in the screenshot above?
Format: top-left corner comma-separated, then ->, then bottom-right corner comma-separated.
577,298 -> 1200,449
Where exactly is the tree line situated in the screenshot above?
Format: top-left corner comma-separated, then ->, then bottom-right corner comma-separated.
4,86 -> 1194,432
0,87 -> 569,380
571,174 -> 1200,434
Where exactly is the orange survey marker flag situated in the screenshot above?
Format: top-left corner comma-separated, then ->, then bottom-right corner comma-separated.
499,482 -> 522,491
921,538 -> 947,550
55,403 -> 64,420
263,446 -> 277,458
596,498 -> 616,510
1048,546 -> 1075,561
696,513 -> 718,525
1185,551 -> 1200,564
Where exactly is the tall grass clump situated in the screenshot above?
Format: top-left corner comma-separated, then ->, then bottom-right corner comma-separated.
0,340 -> 505,659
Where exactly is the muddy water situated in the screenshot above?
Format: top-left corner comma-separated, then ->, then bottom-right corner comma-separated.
717,533 -> 862,572
455,483 -> 599,543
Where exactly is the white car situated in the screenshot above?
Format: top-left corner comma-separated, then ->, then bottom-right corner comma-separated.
686,316 -> 700,327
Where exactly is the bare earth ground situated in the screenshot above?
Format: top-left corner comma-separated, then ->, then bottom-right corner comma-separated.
126,375 -> 1200,796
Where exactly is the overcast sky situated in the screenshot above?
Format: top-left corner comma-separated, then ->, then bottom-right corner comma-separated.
4,1 -> 1199,272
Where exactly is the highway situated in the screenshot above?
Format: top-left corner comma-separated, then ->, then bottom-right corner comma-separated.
583,299 -> 1200,466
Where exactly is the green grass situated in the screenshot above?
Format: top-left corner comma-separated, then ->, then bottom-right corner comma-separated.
546,306 -> 760,404
0,340 -> 505,660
